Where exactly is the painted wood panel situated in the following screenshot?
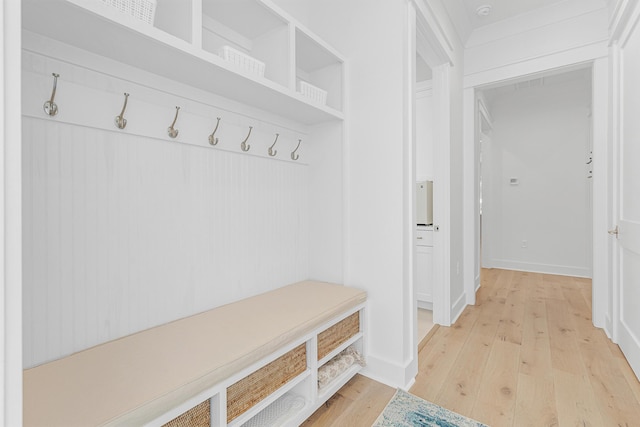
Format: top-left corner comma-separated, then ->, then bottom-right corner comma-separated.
21,48 -> 312,368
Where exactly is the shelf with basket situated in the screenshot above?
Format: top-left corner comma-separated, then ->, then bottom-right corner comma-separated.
200,0 -> 291,88
22,0 -> 344,125
295,27 -> 343,112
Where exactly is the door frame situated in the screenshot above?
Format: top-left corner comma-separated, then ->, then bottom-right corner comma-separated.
1,0 -> 23,423
406,0 -> 454,384
609,0 -> 640,377
462,47 -> 610,330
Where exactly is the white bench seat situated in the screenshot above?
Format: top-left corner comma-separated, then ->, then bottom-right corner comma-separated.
23,281 -> 366,427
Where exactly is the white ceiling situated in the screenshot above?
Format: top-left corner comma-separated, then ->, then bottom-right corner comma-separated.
460,0 -> 568,28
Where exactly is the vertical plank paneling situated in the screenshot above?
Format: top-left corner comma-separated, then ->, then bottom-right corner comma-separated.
23,118 -> 310,368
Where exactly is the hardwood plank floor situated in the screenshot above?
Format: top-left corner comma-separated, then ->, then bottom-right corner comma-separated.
302,269 -> 640,427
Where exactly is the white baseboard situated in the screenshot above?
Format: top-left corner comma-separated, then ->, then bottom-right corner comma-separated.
451,292 -> 467,325
361,354 -> 417,390
489,259 -> 591,278
604,314 -> 613,339
475,274 -> 481,292
417,300 -> 433,310
618,320 -> 640,381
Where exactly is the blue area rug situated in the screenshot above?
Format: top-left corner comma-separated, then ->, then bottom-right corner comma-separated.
372,389 -> 489,427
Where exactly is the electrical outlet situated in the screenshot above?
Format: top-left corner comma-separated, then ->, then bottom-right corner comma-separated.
521,240 -> 528,248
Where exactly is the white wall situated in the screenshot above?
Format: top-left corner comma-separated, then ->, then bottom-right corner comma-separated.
289,0 -> 468,387
416,83 -> 434,181
21,35 -> 328,367
301,0 -> 411,387
465,0 -> 608,80
481,76 -> 592,277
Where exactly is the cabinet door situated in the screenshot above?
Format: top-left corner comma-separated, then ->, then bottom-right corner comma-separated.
416,245 -> 433,303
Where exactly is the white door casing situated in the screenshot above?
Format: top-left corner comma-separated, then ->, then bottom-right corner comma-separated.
611,0 -> 640,379
2,0 -> 23,424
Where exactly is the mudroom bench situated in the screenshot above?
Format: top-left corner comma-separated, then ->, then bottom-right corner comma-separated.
23,281 -> 367,426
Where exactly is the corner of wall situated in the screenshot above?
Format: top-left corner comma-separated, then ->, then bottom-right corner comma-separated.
361,353 -> 418,390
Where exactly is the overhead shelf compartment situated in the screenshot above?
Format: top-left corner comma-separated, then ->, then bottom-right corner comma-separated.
22,0 -> 344,125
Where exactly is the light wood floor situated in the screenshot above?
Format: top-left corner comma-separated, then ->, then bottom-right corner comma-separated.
302,269 -> 640,426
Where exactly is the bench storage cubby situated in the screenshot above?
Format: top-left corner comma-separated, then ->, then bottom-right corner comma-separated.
24,281 -> 366,427
226,343 -> 307,423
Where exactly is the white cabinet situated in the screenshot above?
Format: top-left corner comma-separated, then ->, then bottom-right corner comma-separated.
416,228 -> 433,308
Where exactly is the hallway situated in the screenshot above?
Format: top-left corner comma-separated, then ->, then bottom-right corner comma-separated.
303,269 -> 640,426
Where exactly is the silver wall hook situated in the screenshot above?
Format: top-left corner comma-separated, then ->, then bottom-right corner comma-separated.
167,106 -> 180,138
268,133 -> 279,157
114,93 -> 130,129
43,73 -> 60,116
209,117 -> 221,146
291,139 -> 302,161
241,126 -> 253,152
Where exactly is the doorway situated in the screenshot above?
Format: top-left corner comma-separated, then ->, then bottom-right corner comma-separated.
476,69 -> 593,279
415,54 -> 435,344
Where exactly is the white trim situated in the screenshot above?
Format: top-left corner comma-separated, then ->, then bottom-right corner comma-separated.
406,2 -> 419,386
615,0 -> 640,47
477,98 -> 493,129
609,0 -> 640,45
464,41 -> 608,88
412,0 -> 454,66
488,260 -> 592,278
618,318 -> 640,379
431,63 -> 451,327
416,80 -> 433,98
2,1 -> 23,424
610,42 -> 621,343
591,57 -> 610,329
463,87 -> 475,307
450,292 -> 466,325
360,353 -> 418,390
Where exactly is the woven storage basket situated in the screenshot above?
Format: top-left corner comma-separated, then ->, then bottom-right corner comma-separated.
317,312 -> 360,361
162,399 -> 210,427
227,344 -> 307,423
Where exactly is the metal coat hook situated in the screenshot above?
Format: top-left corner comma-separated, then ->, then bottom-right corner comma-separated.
43,73 -> 60,116
291,139 -> 302,161
114,93 -> 130,129
209,117 -> 221,146
167,106 -> 180,138
268,133 -> 279,157
241,126 -> 253,152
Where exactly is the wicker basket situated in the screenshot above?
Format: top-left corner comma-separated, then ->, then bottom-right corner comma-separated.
161,399 -> 210,427
317,312 -> 360,361
100,0 -> 157,25
227,344 -> 307,423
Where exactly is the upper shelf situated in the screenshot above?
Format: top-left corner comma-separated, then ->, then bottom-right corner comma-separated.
22,0 -> 344,125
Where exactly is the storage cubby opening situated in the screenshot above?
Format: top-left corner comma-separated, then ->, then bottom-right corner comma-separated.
201,0 -> 290,87
240,381 -> 309,427
154,0 -> 193,43
295,28 -> 343,111
317,345 -> 365,392
161,399 -> 211,427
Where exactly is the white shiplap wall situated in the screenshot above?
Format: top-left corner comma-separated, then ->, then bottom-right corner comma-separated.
22,44 -> 311,368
